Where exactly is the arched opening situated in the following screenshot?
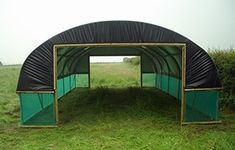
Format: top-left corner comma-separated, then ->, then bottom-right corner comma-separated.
56,43 -> 183,125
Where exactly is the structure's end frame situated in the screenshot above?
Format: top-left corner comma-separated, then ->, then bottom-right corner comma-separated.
181,120 -> 222,125
181,44 -> 186,125
19,125 -> 58,128
181,87 -> 223,126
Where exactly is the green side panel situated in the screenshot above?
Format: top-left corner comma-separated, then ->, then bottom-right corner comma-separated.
57,78 -> 64,98
19,93 -> 56,125
19,94 -> 42,123
57,74 -> 76,98
70,74 -> 76,89
162,75 -> 168,93
169,77 -> 181,99
142,73 -> 156,87
184,90 -> 219,122
156,74 -> 161,89
76,74 -> 89,87
42,94 -> 54,108
64,76 -> 71,93
155,74 -> 181,100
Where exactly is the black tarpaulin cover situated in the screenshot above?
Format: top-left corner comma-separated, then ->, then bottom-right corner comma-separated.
17,21 -> 221,91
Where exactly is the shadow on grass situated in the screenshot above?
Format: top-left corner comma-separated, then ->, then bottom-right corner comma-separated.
58,87 -> 181,125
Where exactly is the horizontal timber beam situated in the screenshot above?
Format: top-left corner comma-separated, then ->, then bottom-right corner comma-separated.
181,121 -> 222,125
54,43 -> 186,48
16,91 -> 55,94
19,125 -> 58,128
185,87 -> 223,91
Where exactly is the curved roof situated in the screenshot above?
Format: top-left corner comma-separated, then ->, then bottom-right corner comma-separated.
17,21 -> 221,91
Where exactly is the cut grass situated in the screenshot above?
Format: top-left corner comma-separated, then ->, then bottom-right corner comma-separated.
58,87 -> 180,125
0,64 -> 235,149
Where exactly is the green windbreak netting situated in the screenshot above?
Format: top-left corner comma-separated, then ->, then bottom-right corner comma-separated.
183,90 -> 219,122
76,74 -> 89,87
18,93 -> 56,125
24,73 -> 86,126
168,76 -> 181,100
142,73 -> 181,100
57,74 -> 76,98
142,73 -> 156,87
155,74 -> 181,100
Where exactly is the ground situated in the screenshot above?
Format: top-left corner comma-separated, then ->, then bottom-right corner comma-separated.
0,63 -> 235,150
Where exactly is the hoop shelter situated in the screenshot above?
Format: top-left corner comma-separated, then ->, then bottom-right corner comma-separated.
16,21 -> 222,127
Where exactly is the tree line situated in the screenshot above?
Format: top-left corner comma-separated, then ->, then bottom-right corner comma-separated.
123,57 -> 140,66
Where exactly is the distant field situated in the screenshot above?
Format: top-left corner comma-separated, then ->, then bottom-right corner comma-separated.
0,64 -> 235,149
90,63 -> 140,87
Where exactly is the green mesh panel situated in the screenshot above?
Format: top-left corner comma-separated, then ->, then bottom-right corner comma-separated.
168,76 -> 181,100
18,74 -> 77,126
57,74 -> 76,98
76,74 -> 89,87
184,90 -> 219,122
161,75 -> 168,93
155,74 -> 181,100
70,74 -> 76,89
142,73 -> 156,87
19,93 -> 56,125
156,74 -> 161,89
57,78 -> 64,98
64,76 -> 70,93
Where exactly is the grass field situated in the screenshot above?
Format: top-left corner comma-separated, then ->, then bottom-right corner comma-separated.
0,63 -> 235,149
90,63 -> 140,87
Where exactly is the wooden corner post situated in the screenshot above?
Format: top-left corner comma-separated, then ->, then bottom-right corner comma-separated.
181,44 -> 186,125
53,45 -> 59,124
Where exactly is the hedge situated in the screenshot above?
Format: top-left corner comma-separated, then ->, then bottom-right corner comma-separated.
208,49 -> 235,111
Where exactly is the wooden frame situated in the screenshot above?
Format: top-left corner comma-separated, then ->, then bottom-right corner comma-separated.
181,120 -> 222,125
53,43 -> 186,127
181,45 -> 186,125
19,125 -> 58,128
53,45 -> 59,124
18,42 -> 222,128
140,53 -> 143,88
180,45 -> 222,125
185,87 -> 223,91
88,56 -> 91,88
54,43 -> 186,48
16,91 -> 55,94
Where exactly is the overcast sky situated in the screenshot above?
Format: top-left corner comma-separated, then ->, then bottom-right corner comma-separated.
0,0 -> 234,64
